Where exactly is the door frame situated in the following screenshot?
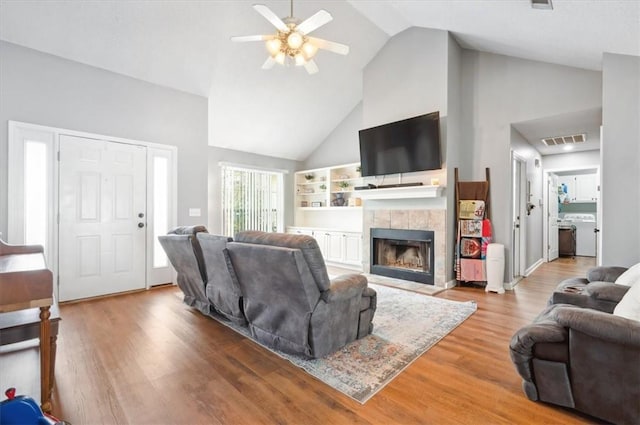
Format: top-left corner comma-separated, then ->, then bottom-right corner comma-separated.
511,151 -> 527,281
542,165 -> 600,263
546,172 -> 560,262
7,121 -> 178,299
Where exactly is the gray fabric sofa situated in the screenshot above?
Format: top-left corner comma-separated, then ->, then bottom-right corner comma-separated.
225,231 -> 377,358
550,266 -> 630,313
158,226 -> 245,324
510,266 -> 640,425
158,225 -> 210,315
197,233 -> 246,325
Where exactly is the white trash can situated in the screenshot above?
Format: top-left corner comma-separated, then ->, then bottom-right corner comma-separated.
485,243 -> 505,294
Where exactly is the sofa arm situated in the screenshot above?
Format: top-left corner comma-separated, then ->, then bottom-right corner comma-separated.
554,306 -> 640,347
587,266 -> 627,283
585,281 -> 629,304
510,305 -> 568,380
321,274 -> 368,303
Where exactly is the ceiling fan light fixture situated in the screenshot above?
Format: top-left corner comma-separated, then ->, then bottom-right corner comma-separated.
302,42 -> 318,60
266,38 -> 282,56
274,51 -> 286,65
287,31 -> 304,49
232,1 -> 349,74
294,53 -> 306,66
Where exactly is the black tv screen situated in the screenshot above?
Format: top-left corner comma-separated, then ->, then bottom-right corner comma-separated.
358,112 -> 441,177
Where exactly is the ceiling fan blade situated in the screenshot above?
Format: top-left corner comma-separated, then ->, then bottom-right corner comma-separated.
304,59 -> 319,75
296,10 -> 333,35
308,37 -> 349,55
253,4 -> 288,32
231,34 -> 275,42
262,56 -> 276,70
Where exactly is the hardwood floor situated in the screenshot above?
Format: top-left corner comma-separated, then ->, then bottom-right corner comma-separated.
7,257 -> 601,424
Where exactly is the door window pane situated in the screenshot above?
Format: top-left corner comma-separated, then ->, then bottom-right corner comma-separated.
153,156 -> 169,268
24,141 -> 48,248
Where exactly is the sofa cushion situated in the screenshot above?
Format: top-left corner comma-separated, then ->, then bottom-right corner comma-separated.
613,281 -> 640,321
168,225 -> 209,282
614,262 -> 640,287
234,231 -> 331,291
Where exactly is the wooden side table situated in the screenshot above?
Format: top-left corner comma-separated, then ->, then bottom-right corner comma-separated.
0,245 -> 54,413
0,301 -> 60,407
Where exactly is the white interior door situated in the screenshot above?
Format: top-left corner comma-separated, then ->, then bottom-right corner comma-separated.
512,156 -> 526,278
548,174 -> 559,261
59,135 -> 147,301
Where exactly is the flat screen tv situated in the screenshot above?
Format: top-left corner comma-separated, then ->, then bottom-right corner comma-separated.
358,112 -> 441,177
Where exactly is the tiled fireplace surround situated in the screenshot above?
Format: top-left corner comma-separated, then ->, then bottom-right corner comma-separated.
363,209 -> 447,287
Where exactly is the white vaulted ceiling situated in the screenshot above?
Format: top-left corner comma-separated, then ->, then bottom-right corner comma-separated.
1,1 -> 638,160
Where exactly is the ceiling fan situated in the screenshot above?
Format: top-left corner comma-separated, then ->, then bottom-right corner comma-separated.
231,1 -> 349,74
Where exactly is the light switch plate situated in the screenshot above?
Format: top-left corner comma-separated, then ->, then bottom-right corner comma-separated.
188,208 -> 201,217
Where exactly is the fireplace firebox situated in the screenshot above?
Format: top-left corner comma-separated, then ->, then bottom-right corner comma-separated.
370,228 -> 435,285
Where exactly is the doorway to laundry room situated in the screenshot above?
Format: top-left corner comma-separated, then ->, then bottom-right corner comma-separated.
545,166 -> 600,265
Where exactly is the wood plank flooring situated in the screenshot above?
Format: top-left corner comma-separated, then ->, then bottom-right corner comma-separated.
5,257 -> 602,424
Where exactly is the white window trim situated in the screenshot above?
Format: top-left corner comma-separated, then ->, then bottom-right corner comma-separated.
219,162 -> 286,236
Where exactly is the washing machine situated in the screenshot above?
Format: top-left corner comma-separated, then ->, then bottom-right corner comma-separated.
562,213 -> 596,257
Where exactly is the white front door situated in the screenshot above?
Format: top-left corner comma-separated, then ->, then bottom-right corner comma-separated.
58,135 -> 147,301
548,174 -> 560,261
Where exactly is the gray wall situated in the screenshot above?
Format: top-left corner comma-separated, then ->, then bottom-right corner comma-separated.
302,102 -> 362,170
461,50 -> 602,280
208,146 -> 301,235
0,41 -> 209,234
543,150 -> 600,170
362,28 -> 449,129
601,53 -> 640,266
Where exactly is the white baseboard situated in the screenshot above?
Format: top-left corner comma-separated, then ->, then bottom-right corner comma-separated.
504,259 -> 544,290
525,258 -> 544,277
505,276 -> 523,291
444,279 -> 457,289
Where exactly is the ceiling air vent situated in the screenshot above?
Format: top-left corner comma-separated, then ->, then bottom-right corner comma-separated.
541,133 -> 586,146
531,0 -> 553,10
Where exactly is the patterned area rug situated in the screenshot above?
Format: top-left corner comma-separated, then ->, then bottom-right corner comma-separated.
197,284 -> 477,404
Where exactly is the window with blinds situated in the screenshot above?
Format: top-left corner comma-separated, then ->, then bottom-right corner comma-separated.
221,164 -> 284,237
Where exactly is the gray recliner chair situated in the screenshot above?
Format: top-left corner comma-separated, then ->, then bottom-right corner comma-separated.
158,225 -> 210,315
225,231 -> 377,358
197,233 -> 246,325
510,266 -> 640,425
159,226 -> 245,324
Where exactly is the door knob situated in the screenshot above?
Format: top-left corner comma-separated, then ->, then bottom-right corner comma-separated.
138,212 -> 145,218
138,222 -> 145,228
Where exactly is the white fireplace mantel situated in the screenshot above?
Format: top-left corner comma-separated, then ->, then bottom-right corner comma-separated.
354,185 -> 444,200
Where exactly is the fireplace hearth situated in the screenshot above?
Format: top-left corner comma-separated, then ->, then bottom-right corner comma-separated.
371,228 -> 435,285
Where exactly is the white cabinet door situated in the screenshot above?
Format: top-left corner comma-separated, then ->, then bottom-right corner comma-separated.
288,227 -> 313,236
343,233 -> 362,266
313,231 -> 330,258
575,174 -> 598,201
326,232 -> 344,263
